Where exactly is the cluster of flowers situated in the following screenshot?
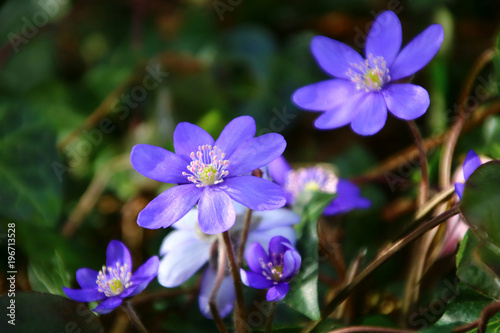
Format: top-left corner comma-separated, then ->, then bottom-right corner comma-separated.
63,9 -> 482,324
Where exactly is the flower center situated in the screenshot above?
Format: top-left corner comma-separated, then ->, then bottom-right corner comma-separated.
182,145 -> 229,187
347,54 -> 390,92
259,252 -> 285,283
96,263 -> 132,297
285,166 -> 338,201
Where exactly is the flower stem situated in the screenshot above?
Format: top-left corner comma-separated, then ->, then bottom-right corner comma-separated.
222,231 -> 248,333
301,205 -> 460,333
121,301 -> 149,333
237,208 -> 253,267
406,120 -> 429,207
326,326 -> 416,333
209,237 -> 228,333
265,301 -> 276,333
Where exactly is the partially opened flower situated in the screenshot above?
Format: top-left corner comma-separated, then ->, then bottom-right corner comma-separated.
269,156 -> 370,215
240,236 -> 301,301
158,202 -> 300,319
131,115 -> 287,234
292,11 -> 444,135
454,150 -> 483,199
63,240 -> 159,314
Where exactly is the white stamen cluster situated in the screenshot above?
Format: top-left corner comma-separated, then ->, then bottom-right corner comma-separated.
285,166 -> 339,201
347,53 -> 390,92
182,145 -> 229,187
96,262 -> 132,297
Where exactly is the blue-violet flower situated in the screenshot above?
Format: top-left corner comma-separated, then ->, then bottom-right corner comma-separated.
240,236 -> 301,301
454,150 -> 483,199
131,115 -> 287,234
292,11 -> 444,135
63,240 -> 159,314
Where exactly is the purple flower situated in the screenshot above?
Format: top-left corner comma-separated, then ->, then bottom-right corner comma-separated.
131,116 -> 287,235
269,156 -> 370,215
240,236 -> 301,301
292,11 -> 444,135
63,240 -> 159,314
454,150 -> 483,199
157,202 -> 300,318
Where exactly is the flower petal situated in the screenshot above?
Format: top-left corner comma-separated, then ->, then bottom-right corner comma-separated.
350,92 -> 388,136
130,144 -> 188,184
266,283 -> 290,301
455,182 -> 465,200
221,176 -> 286,211
246,227 -> 297,253
215,116 -> 256,157
268,156 -> 292,187
252,208 -> 300,230
240,269 -> 273,289
245,242 -> 269,273
173,122 -> 215,162
128,256 -> 159,296
313,91 -> 365,130
198,187 -> 236,234
63,287 -> 105,302
463,150 -> 482,181
228,133 -> 286,176
365,11 -> 402,66
106,240 -> 132,269
158,238 -> 211,287
159,229 -> 199,255
323,179 -> 371,215
199,268 -> 236,319
268,236 -> 291,255
76,268 -> 99,289
137,184 -> 202,229
389,24 -> 444,81
171,208 -> 198,230
383,83 -> 430,120
311,36 -> 364,79
92,296 -> 123,315
292,79 -> 357,112
282,249 -> 301,280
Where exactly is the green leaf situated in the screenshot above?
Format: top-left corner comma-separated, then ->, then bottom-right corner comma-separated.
0,103 -> 62,226
0,292 -> 103,332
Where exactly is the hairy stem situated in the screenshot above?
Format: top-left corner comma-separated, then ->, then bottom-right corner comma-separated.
265,301 -> 277,333
209,238 -> 228,333
237,208 -> 253,267
121,301 -> 149,333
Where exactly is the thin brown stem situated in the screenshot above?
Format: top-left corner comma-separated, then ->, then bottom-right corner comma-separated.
453,301 -> 500,333
407,120 -> 429,207
302,205 -> 461,333
327,326 -> 416,333
237,208 -> 253,267
121,301 -> 149,333
209,238 -> 228,333
265,301 -> 277,333
222,231 -> 248,333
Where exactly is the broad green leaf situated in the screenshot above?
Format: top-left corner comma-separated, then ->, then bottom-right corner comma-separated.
0,104 -> 62,226
0,292 -> 103,332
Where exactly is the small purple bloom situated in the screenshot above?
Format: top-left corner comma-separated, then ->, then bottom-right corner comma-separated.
292,11 -> 444,135
63,240 -> 159,314
240,236 -> 301,302
131,115 -> 287,234
269,156 -> 371,215
454,150 -> 483,199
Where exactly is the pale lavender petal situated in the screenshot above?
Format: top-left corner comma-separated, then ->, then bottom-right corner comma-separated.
323,179 -> 371,215
137,184 -> 202,229
389,24 -> 444,81
221,176 -> 286,211
76,268 -> 99,289
215,116 -> 256,157
158,238 -> 211,287
268,156 -> 292,187
266,283 -> 289,301
311,36 -> 364,79
129,256 -> 159,296
63,287 -> 105,302
198,187 -> 236,234
313,91 -> 365,130
199,268 -> 236,319
240,269 -> 273,289
130,144 -> 188,184
245,242 -> 269,272
173,122 -> 215,162
227,133 -> 286,176
365,11 -> 402,65
455,182 -> 465,200
246,227 -> 297,253
252,208 -> 300,230
106,240 -> 132,269
170,208 -> 198,230
92,297 -> 123,315
292,79 -> 357,111
463,150 -> 482,181
350,92 -> 387,136
159,230 -> 199,256
383,84 -> 430,120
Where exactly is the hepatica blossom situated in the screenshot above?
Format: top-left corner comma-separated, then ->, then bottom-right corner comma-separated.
269,156 -> 370,215
240,236 -> 301,301
157,202 -> 300,318
131,115 -> 287,234
63,240 -> 159,314
292,11 -> 444,135
454,150 -> 483,199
